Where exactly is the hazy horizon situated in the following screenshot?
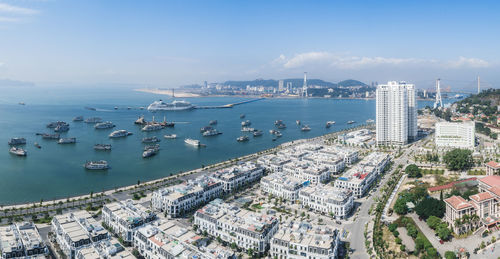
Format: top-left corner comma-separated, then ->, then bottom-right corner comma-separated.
1,0 -> 499,91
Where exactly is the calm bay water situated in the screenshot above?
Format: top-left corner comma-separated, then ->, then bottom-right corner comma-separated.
0,86 -> 457,204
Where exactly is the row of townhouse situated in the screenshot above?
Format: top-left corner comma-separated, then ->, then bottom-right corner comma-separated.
134,221 -> 235,259
153,162 -> 264,218
152,176 -> 223,218
194,199 -> 279,256
51,211 -> 109,259
444,175 -> 500,234
334,152 -> 390,198
0,222 -> 48,259
102,200 -> 157,244
270,221 -> 341,259
260,172 -> 308,201
298,185 -> 354,219
210,162 -> 264,192
75,240 -> 134,259
282,161 -> 330,185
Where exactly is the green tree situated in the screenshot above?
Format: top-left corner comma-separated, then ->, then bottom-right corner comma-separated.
415,198 -> 445,219
444,251 -> 456,259
443,149 -> 473,171
394,198 -> 409,215
426,216 -> 441,230
405,164 -> 422,178
437,226 -> 451,241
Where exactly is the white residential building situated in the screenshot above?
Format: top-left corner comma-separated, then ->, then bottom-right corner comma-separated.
0,222 -> 48,259
257,155 -> 291,172
210,162 -> 264,193
194,199 -> 279,256
152,176 -> 223,218
334,152 -> 390,198
282,161 -> 330,185
435,121 -> 475,149
75,240 -> 134,259
270,221 -> 340,259
134,221 -> 235,259
260,172 -> 308,201
299,185 -> 354,219
102,200 -> 156,244
376,81 -> 417,145
51,211 -> 109,259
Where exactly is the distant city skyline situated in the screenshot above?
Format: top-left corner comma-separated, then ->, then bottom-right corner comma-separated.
0,0 -> 499,91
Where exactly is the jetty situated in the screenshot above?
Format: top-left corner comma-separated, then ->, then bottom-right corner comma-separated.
194,98 -> 264,109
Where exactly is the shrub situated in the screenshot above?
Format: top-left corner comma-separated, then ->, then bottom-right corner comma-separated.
445,251 -> 456,259
395,237 -> 402,244
415,197 -> 445,219
406,164 -> 422,178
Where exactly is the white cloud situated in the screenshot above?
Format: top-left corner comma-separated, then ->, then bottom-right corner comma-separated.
0,16 -> 20,22
273,52 -> 490,70
445,56 -> 490,69
0,3 -> 38,15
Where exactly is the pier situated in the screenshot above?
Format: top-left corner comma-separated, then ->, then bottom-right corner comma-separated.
194,98 -> 265,109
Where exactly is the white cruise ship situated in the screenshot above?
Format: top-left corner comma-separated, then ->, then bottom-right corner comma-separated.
109,130 -> 132,138
147,100 -> 194,111
184,138 -> 200,147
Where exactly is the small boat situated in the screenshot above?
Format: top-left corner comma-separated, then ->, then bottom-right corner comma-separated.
274,120 -> 283,125
135,115 -> 147,125
109,130 -> 133,138
209,120 -> 217,125
275,132 -> 282,137
200,126 -> 213,133
84,117 -> 102,124
185,138 -> 200,147
164,134 -> 177,139
41,133 -> 60,139
203,129 -> 222,136
143,145 -> 159,158
142,136 -> 161,143
18,102 -> 25,105
276,123 -> 286,129
58,137 -> 76,144
366,119 -> 375,123
84,107 -> 97,111
94,144 -> 112,151
241,127 -> 255,132
94,121 -> 115,129
73,116 -> 84,122
47,121 -> 69,128
114,107 -> 118,110
347,120 -> 355,124
127,107 -> 132,110
8,138 -> 26,145
296,120 -> 301,125
139,107 -> 145,110
241,120 -> 251,126
240,114 -> 245,119
272,137 -> 277,141
34,142 -> 41,149
237,136 -> 249,142
9,147 -> 27,156
326,121 -> 335,128
84,160 -> 109,170
301,125 -> 311,131
253,130 -> 263,137
144,144 -> 160,151
142,123 -> 163,131
54,124 -> 70,132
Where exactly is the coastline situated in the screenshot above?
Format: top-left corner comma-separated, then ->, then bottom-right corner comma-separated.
0,123 -> 374,210
134,88 -> 446,101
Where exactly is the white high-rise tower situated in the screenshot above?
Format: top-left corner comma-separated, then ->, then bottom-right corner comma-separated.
434,78 -> 443,109
376,81 -> 417,145
302,72 -> 308,98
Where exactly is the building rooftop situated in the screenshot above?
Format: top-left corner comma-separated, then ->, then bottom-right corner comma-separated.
486,161 -> 500,169
444,196 -> 474,210
272,221 -> 338,250
470,192 -> 494,202
479,175 -> 500,188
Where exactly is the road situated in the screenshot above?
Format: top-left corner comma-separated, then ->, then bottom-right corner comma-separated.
346,139 -> 424,259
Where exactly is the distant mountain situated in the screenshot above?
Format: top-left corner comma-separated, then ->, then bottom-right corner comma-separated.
220,78 -> 367,88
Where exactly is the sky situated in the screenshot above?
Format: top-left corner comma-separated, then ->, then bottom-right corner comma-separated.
0,0 -> 499,91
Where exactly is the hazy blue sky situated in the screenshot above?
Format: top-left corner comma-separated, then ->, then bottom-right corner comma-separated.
0,0 -> 499,90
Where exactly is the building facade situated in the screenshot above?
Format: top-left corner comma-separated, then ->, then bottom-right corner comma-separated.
435,121 -> 475,149
0,222 -> 48,259
376,81 -> 417,145
298,185 -> 354,219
